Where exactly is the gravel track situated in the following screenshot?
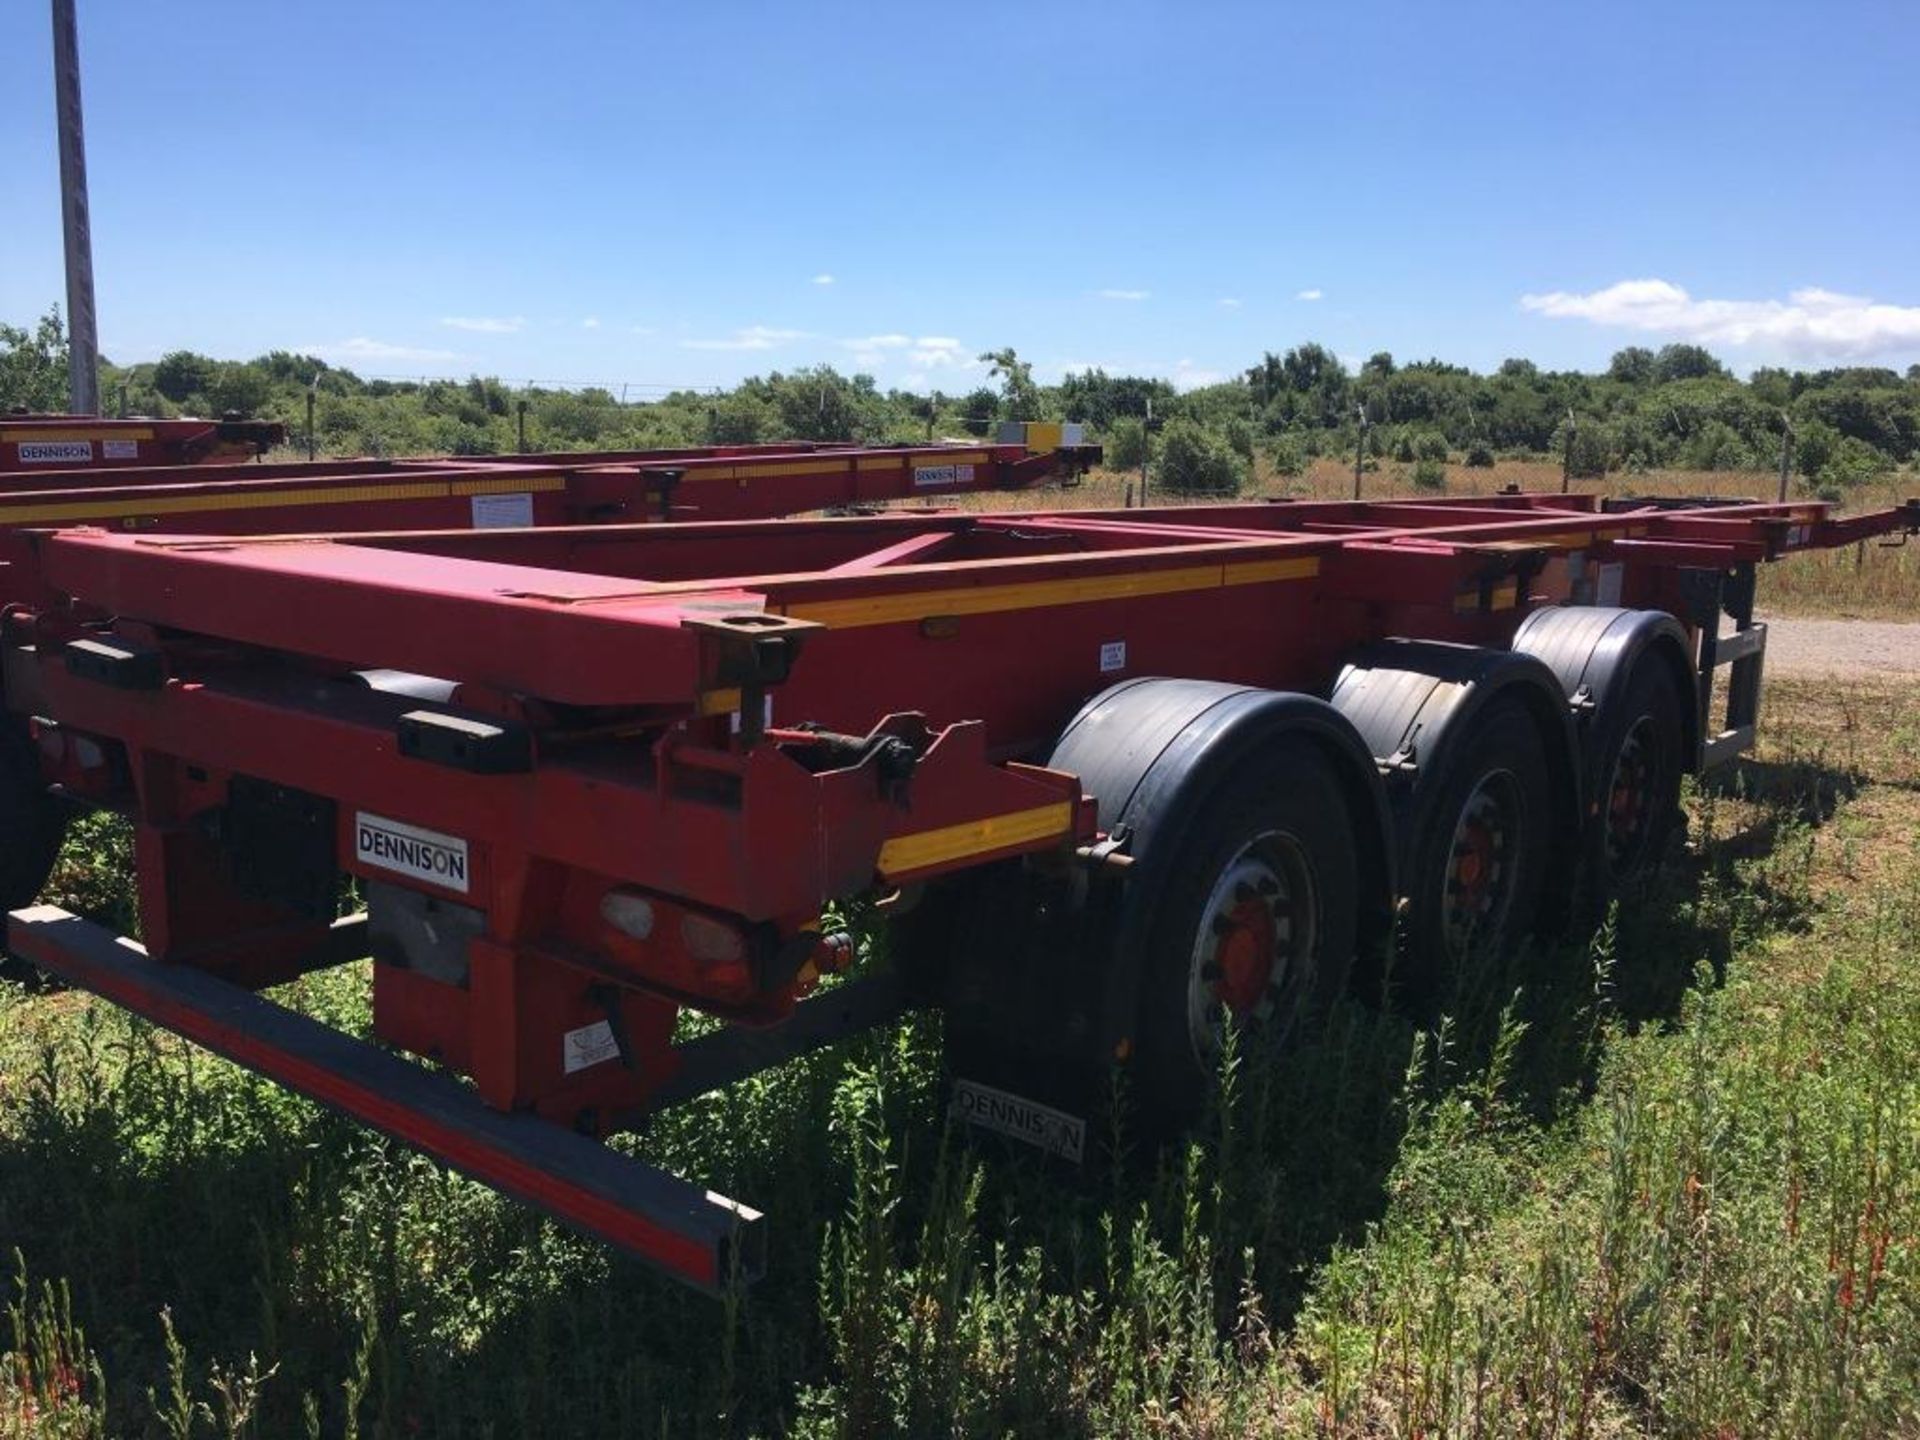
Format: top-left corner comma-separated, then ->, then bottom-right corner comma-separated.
1750,614 -> 1920,679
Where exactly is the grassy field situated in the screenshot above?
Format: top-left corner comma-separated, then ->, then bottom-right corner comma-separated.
931,458 -> 1920,622
3,670 -> 1919,1434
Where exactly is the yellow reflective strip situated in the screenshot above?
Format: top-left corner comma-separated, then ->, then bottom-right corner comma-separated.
697,687 -> 742,716
785,555 -> 1318,630
1490,578 -> 1519,611
856,456 -> 902,472
0,480 -> 457,525
877,800 -> 1074,878
1,427 -> 155,442
448,475 -> 566,497
731,459 -> 846,481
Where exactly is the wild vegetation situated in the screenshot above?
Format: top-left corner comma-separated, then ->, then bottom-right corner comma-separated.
2,675 -> 1917,1437
3,308 -> 1918,1436
5,309 -> 1919,504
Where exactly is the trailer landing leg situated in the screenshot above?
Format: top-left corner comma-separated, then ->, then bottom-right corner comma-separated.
6,905 -> 764,1293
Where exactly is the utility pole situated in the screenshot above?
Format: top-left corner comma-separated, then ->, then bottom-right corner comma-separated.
1560,409 -> 1576,494
306,376 -> 319,460
51,0 -> 100,415
1352,404 -> 1369,500
1777,411 -> 1794,503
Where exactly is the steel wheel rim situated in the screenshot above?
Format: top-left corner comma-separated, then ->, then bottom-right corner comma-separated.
1185,830 -> 1316,1064
1440,769 -> 1523,961
1603,716 -> 1659,878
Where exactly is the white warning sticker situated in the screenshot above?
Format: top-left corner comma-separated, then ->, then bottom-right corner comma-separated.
354,812 -> 470,893
563,1019 -> 621,1074
1099,640 -> 1127,673
103,439 -> 141,460
912,463 -> 975,488
470,491 -> 534,528
17,441 -> 93,464
950,1078 -> 1086,1162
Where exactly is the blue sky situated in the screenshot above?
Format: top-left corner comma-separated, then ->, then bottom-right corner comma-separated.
3,1 -> 1916,393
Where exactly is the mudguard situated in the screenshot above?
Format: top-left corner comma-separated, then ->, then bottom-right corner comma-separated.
1512,605 -> 1700,781
1328,640 -> 1582,893
1051,678 -> 1396,1054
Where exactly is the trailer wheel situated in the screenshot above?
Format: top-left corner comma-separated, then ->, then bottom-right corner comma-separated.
1131,738 -> 1358,1124
1587,661 -> 1686,892
1401,697 -> 1552,1011
0,720 -> 65,911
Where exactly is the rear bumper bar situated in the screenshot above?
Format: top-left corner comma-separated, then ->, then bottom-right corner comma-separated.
6,905 -> 764,1293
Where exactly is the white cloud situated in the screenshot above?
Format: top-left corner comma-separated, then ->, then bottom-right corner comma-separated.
439,315 -> 525,333
906,336 -> 973,370
812,273 -> 836,286
304,337 -> 464,364
1217,297 -> 1242,309
680,325 -> 808,352
1170,358 -> 1223,391
581,316 -> 601,329
1097,288 -> 1151,301
1295,288 -> 1323,302
1520,278 -> 1920,361
842,334 -> 912,351
630,324 -> 657,336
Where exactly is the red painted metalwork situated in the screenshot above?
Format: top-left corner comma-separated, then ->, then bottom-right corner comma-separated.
0,415 -> 287,471
3,487 -> 1914,1283
0,441 -> 1098,583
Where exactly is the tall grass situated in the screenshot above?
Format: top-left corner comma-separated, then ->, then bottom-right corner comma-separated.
2,683 -> 1917,1436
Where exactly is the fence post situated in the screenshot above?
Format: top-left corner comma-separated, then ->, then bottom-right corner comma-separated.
1777,412 -> 1794,503
1352,405 -> 1368,500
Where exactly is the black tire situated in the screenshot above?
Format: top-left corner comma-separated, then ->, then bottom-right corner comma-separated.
1582,660 -> 1686,902
1399,697 -> 1552,1016
0,719 -> 65,910
1132,738 -> 1358,1132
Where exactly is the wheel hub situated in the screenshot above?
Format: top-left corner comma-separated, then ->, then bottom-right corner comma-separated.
1604,719 -> 1655,875
1441,772 -> 1520,959
1186,836 -> 1314,1062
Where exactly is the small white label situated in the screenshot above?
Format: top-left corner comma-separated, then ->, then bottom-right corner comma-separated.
1595,562 -> 1624,606
103,439 -> 140,460
354,812 -> 470,893
912,462 -> 975,488
563,1019 -> 621,1074
1099,640 -> 1127,674
17,441 -> 93,464
470,491 -> 534,528
950,1078 -> 1086,1162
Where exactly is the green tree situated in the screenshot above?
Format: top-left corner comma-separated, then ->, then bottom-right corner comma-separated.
1105,417 -> 1150,470
1607,346 -> 1655,385
1156,419 -> 1246,495
152,350 -> 217,403
207,362 -> 274,416
979,348 -> 1038,421
0,308 -> 69,412
1652,344 -> 1727,384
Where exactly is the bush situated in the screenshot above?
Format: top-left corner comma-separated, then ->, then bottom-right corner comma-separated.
1105,417 -> 1149,471
1818,435 -> 1893,490
1155,419 -> 1246,495
1464,441 -> 1496,468
1266,434 -> 1308,477
1223,416 -> 1256,462
1415,431 -> 1449,462
1391,430 -> 1416,463
152,350 -> 216,404
1411,457 -> 1447,491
